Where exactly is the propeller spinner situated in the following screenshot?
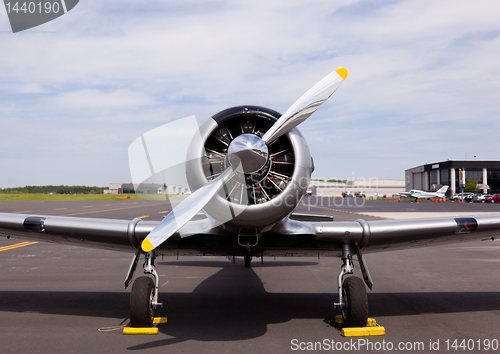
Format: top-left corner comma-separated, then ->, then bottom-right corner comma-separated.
227,133 -> 269,174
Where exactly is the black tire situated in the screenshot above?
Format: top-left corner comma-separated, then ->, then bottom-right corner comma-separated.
244,254 -> 252,268
342,277 -> 368,327
130,276 -> 154,327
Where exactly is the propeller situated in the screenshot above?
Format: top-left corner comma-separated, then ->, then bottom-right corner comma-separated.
141,67 -> 348,253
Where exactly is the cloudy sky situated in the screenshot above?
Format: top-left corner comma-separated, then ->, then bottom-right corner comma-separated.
1,0 -> 499,188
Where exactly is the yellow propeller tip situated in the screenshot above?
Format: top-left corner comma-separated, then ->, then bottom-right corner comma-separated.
335,67 -> 348,80
141,239 -> 155,253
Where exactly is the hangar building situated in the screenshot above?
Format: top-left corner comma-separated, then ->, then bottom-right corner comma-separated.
405,160 -> 500,196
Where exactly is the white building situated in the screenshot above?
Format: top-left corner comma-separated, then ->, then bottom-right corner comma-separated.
309,179 -> 405,197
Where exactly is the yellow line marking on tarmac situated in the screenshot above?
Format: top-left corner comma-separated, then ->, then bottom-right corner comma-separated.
54,208 -> 68,210
0,241 -> 38,252
104,204 -> 112,206
136,215 -> 149,219
159,211 -> 169,214
12,211 -> 32,214
82,206 -> 94,208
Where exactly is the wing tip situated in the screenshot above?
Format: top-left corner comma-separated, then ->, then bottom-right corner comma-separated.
335,67 -> 348,80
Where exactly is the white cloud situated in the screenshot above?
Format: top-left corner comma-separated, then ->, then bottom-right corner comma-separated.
1,0 -> 500,186
52,89 -> 156,109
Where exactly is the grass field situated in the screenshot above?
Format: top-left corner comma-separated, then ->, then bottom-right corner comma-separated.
0,193 -> 188,201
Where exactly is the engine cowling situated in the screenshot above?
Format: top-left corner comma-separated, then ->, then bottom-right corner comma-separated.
186,105 -> 313,233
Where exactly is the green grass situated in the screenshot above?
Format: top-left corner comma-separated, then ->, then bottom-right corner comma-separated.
0,193 -> 188,201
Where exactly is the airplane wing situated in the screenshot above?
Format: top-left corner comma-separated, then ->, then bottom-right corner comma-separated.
1,212 -> 499,257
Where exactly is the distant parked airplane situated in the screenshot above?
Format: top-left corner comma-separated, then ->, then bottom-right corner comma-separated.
400,186 -> 449,200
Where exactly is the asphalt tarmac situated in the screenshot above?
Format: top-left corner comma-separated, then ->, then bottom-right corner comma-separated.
0,197 -> 499,353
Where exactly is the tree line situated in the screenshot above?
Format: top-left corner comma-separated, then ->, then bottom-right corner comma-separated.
311,179 -> 348,183
1,185 -> 109,194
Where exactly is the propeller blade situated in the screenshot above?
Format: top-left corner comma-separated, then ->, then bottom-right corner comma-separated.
141,166 -> 235,252
262,67 -> 347,144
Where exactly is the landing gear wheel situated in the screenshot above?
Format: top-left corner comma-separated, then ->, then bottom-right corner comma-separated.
244,254 -> 252,268
130,276 -> 154,327
341,276 -> 368,327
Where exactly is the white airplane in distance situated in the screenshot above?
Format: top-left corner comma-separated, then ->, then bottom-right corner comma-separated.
400,186 -> 449,200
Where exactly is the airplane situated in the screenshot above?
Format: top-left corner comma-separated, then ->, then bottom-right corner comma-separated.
1,68 -> 499,330
399,186 -> 449,201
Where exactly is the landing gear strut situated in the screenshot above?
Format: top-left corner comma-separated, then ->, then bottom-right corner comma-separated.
334,244 -> 369,327
244,254 -> 252,268
126,249 -> 163,327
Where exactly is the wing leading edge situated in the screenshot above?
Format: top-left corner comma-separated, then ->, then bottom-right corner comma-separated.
0,212 -> 499,255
